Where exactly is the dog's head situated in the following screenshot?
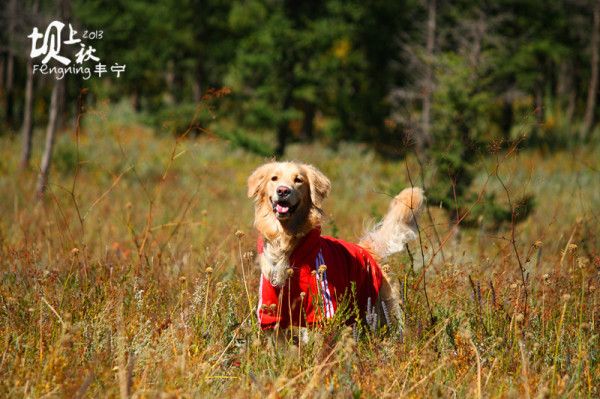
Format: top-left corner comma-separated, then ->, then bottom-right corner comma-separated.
247,162 -> 331,238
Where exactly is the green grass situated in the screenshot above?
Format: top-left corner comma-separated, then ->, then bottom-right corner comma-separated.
0,106 -> 599,397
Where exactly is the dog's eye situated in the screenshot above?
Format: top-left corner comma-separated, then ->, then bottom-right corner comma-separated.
294,177 -> 303,184
271,176 -> 278,181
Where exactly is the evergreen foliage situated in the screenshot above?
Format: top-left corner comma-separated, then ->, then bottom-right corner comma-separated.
2,0 -> 599,227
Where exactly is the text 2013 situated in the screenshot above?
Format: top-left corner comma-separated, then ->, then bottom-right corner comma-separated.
82,30 -> 103,40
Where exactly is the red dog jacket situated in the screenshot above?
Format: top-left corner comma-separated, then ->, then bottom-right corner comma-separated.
256,228 -> 383,329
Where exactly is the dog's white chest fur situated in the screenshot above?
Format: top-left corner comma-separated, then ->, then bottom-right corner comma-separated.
259,242 -> 291,287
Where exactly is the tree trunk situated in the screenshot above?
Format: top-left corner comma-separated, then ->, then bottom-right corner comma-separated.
20,59 -> 35,169
6,47 -> 15,96
0,56 -> 4,120
420,0 -> 436,151
582,0 -> 600,139
36,0 -> 70,197
0,56 -> 4,92
193,59 -> 204,103
57,0 -> 71,130
5,0 -> 17,128
301,102 -> 315,141
556,62 -> 576,122
131,89 -> 141,112
275,92 -> 293,157
164,60 -> 175,105
21,0 -> 40,169
566,89 -> 576,122
36,79 -> 63,199
275,123 -> 289,157
534,85 -> 544,125
5,57 -> 15,129
500,98 -> 513,140
556,62 -> 569,103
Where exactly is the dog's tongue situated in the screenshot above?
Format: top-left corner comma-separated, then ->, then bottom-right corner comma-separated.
276,204 -> 289,213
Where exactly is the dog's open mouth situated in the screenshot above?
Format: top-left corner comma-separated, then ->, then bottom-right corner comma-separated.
272,200 -> 298,219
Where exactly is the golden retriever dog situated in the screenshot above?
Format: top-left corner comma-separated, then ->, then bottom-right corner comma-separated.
247,161 -> 423,337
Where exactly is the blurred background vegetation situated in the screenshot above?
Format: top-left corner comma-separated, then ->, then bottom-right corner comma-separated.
0,0 -> 599,223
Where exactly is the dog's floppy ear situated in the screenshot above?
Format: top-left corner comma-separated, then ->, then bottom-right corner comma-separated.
247,163 -> 273,199
304,164 -> 331,208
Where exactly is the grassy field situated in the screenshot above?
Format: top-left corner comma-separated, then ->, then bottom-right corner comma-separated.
1,104 -> 599,397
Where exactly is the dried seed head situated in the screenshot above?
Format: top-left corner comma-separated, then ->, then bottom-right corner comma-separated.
589,285 -> 596,292
269,304 -> 277,311
201,209 -> 208,216
533,240 -> 543,248
381,264 -> 391,273
179,276 -> 186,282
311,270 -> 317,276
61,332 -> 73,348
510,283 -> 518,289
71,247 -> 80,255
542,273 -> 550,280
577,257 -> 590,268
515,313 -> 525,323
300,292 -> 306,299
286,268 -> 294,277
581,322 -> 590,331
318,265 -> 327,273
243,251 -> 254,261
205,267 -> 214,274
235,230 -> 245,239
562,293 -> 571,302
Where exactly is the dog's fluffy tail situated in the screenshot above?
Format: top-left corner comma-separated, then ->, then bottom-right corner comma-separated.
360,187 -> 424,261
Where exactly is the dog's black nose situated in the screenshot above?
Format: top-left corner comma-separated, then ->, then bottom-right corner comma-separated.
276,186 -> 291,197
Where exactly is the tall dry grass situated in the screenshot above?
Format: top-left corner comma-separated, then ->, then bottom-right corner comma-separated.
0,103 -> 598,397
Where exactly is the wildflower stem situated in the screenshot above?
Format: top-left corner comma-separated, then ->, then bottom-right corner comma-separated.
238,238 -> 253,316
